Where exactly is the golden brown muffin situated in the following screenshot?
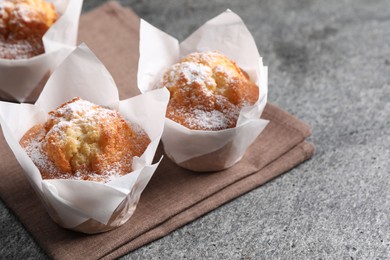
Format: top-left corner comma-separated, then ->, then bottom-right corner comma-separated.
20,97 -> 150,183
0,0 -> 58,59
161,51 -> 259,131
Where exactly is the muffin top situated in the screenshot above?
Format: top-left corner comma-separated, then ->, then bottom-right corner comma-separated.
20,97 -> 150,182
0,0 -> 58,59
162,51 -> 259,130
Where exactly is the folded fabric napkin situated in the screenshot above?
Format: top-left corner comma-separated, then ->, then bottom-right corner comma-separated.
0,2 -> 315,259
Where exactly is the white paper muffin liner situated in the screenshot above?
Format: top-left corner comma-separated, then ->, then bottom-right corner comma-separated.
138,9 -> 269,172
0,44 -> 170,234
0,0 -> 83,103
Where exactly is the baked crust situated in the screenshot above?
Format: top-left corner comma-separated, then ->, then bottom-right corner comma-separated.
20,97 -> 150,182
162,51 -> 259,130
0,0 -> 58,59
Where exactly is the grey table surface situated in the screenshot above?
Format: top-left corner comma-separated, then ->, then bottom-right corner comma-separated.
1,0 -> 390,259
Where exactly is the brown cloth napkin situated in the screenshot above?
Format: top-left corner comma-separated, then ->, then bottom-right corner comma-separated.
0,2 -> 315,259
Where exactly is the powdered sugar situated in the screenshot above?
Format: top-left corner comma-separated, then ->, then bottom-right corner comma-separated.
166,94 -> 241,131
22,98 -> 149,183
14,4 -> 34,23
0,39 -> 42,59
55,98 -> 104,118
24,132 -> 132,183
24,131 -> 128,183
130,121 -> 148,136
164,61 -> 216,93
163,51 -> 255,130
175,108 -> 232,130
48,98 -> 116,135
23,128 -> 58,174
0,0 -> 58,59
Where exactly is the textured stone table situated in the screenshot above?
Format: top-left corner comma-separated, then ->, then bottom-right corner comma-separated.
1,0 -> 390,259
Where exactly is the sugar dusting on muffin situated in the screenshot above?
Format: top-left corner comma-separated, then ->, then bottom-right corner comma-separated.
161,51 -> 259,130
20,97 -> 150,183
0,0 -> 58,59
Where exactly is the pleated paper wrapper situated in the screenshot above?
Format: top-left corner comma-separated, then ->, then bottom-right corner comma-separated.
0,0 -> 83,103
0,44 -> 170,234
138,9 -> 269,172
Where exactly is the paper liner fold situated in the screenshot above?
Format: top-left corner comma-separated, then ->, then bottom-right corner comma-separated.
0,44 -> 169,234
138,9 -> 269,172
0,0 -> 83,103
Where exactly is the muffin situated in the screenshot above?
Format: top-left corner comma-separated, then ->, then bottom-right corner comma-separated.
138,11 -> 268,172
0,0 -> 58,59
20,97 -> 150,183
161,51 -> 259,131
